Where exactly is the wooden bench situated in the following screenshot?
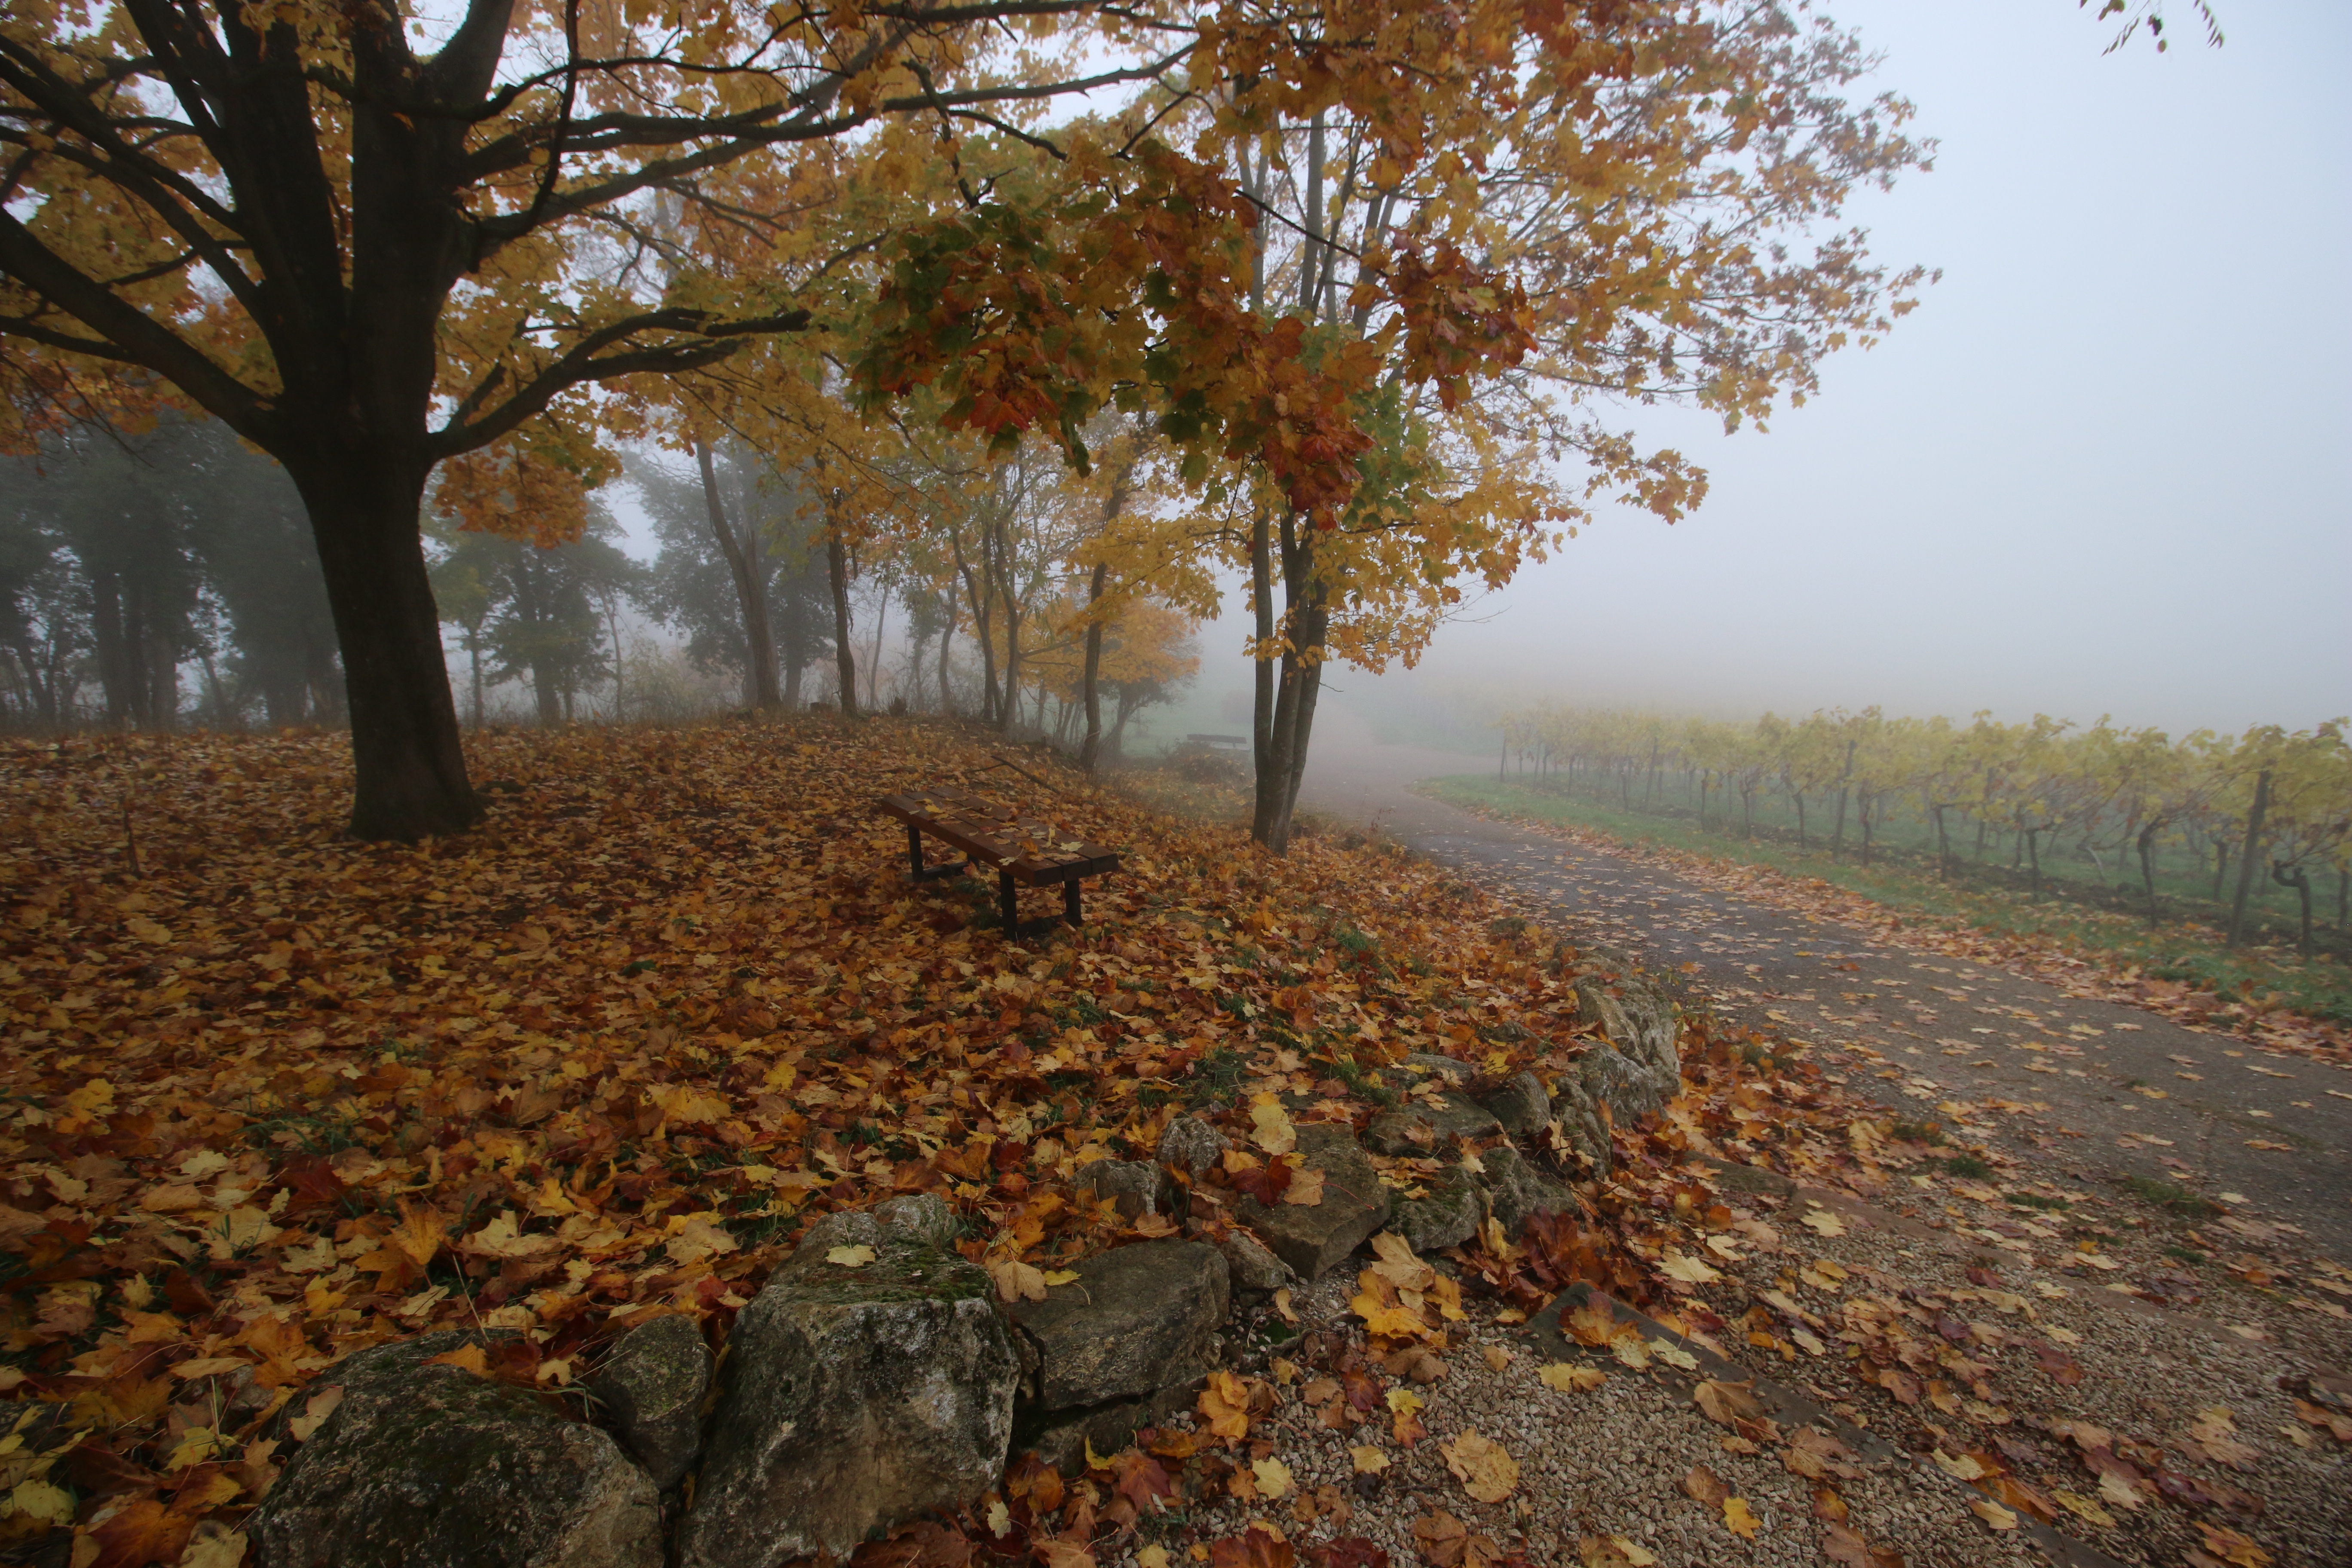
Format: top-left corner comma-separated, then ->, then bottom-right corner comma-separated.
874,784 -> 1121,935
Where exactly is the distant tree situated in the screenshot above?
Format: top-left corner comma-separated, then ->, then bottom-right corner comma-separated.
630,446 -> 833,710
428,514 -> 639,726
1,414 -> 340,730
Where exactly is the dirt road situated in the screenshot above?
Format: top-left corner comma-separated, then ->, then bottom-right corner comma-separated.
1298,718 -> 2352,1262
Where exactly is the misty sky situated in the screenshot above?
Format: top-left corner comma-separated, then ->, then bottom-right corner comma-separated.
1207,0 -> 2352,741
603,1 -> 2349,744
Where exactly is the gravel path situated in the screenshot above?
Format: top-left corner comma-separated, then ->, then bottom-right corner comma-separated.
1296,725 -> 2352,1264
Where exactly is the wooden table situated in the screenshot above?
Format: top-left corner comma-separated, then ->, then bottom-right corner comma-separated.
873,784 -> 1121,934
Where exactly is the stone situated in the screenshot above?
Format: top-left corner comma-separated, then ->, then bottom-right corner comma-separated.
1075,1159 -> 1179,1221
590,1314 -> 711,1489
1378,1053 -> 1472,1090
1006,1239 -> 1227,1412
1473,1071 -> 1551,1137
873,1192 -> 962,1248
1548,1076 -> 1612,1175
1157,1114 -> 1228,1176
1214,1229 -> 1291,1292
252,1332 -> 661,1568
1573,975 -> 1682,1117
1362,1094 -> 1501,1156
1234,1126 -> 1391,1280
679,1233 -> 1016,1568
1480,1146 -> 1575,1237
1014,1384 -> 1195,1473
1388,1165 -> 1489,1253
778,1194 -> 960,1281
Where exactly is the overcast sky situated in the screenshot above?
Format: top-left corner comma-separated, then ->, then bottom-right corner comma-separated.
1199,0 -> 2352,742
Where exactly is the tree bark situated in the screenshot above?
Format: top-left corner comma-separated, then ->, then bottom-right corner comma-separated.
1078,560 -> 1109,772
2138,821 -> 2162,926
2226,769 -> 2271,947
935,573 -> 958,716
865,581 -> 889,711
695,442 -> 781,713
1251,512 -> 1325,851
291,460 -> 481,838
826,523 -> 857,719
2272,862 -> 2312,957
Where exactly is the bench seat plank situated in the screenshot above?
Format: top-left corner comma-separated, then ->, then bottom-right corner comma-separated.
876,787 -> 1119,884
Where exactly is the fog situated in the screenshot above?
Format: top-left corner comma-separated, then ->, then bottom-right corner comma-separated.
1152,0 -> 2352,748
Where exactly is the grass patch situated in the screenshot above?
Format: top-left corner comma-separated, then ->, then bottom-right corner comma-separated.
2119,1174 -> 2223,1219
1424,775 -> 2352,1027
1939,1154 -> 1993,1179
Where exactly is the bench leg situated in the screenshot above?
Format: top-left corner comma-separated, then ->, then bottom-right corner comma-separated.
1000,868 -> 1019,933
1063,879 -> 1082,926
904,823 -> 966,882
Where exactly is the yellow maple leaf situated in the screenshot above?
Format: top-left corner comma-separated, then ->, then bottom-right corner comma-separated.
1721,1497 -> 1759,1540
1440,1430 -> 1519,1502
1539,1362 -> 1605,1392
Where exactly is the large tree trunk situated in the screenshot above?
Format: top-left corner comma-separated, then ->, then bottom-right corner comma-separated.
1252,513 -> 1326,852
292,460 -> 481,839
1078,560 -> 1109,772
827,524 -> 857,719
695,442 -> 781,713
1249,509 -> 1277,834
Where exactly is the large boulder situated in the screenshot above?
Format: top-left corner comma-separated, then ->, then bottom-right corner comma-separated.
1157,1115 -> 1229,1177
591,1314 -> 711,1489
1389,1165 -> 1489,1253
1075,1159 -> 1180,1222
679,1200 -> 1016,1568
1007,1239 -> 1227,1412
252,1332 -> 661,1568
1481,1145 -> 1575,1237
1234,1127 -> 1391,1280
1473,1071 -> 1552,1138
1015,1385 -> 1194,1474
1573,976 -> 1681,1122
1363,1095 -> 1501,1155
1550,1074 -> 1614,1175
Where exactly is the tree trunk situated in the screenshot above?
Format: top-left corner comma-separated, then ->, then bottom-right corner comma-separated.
950,531 -> 994,723
1830,741 -> 1855,857
1251,514 -> 1326,850
993,520 -> 1023,735
865,582 -> 889,711
1796,791 -> 1809,851
2272,862 -> 2312,957
1251,508 -> 1280,821
1861,795 -> 1876,868
466,629 -> 484,730
292,462 -> 482,839
936,573 -> 958,716
1078,560 -> 1109,772
826,524 -> 857,720
694,442 -> 781,713
2024,824 -> 2040,893
2226,769 -> 2271,947
2138,821 -> 2162,926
